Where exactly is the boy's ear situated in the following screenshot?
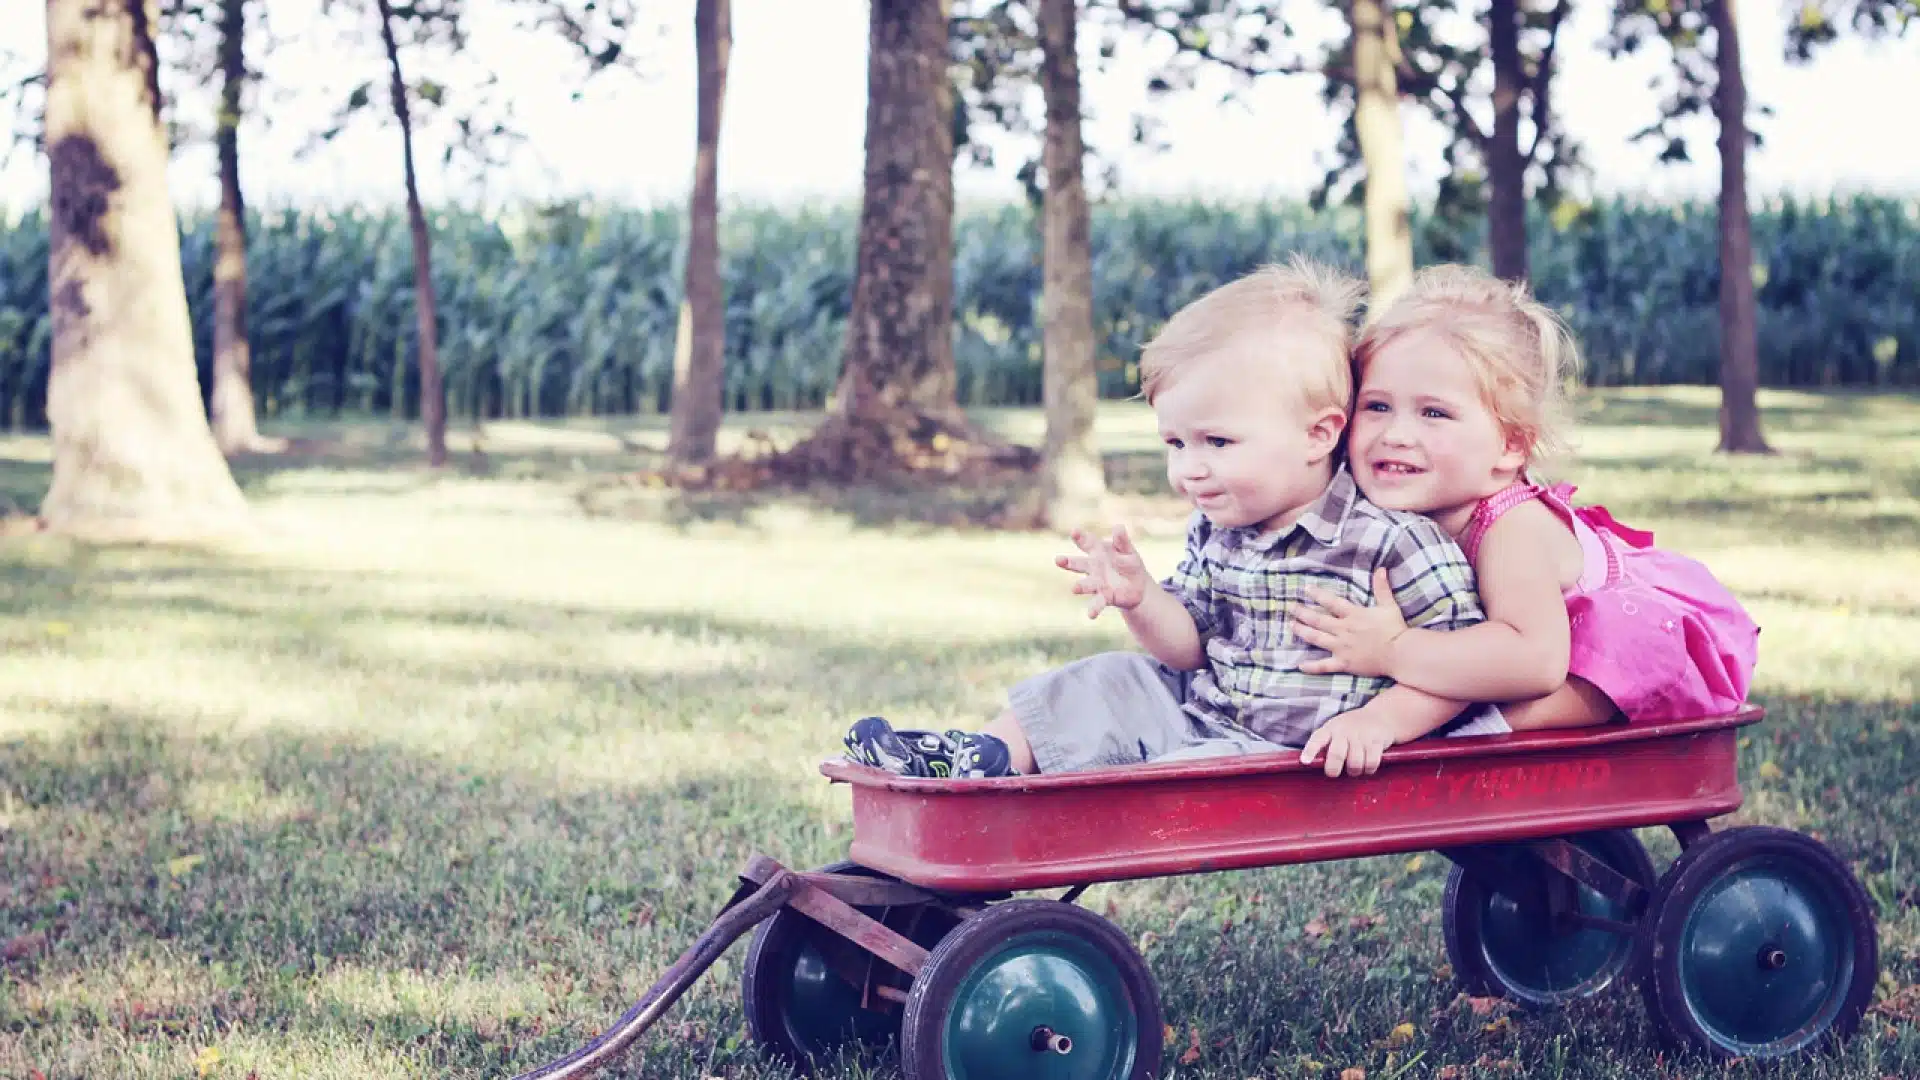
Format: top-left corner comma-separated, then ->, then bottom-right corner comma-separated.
1305,406 -> 1348,463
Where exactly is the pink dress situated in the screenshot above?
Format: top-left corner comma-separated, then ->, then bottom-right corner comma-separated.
1461,482 -> 1760,722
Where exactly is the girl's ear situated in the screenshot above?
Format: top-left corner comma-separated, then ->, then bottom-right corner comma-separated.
1498,430 -> 1530,473
1306,406 -> 1348,464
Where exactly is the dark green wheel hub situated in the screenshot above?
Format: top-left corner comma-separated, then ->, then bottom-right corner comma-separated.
942,930 -> 1138,1080
775,939 -> 896,1056
1675,855 -> 1856,1052
1480,872 -> 1626,998
1446,831 -> 1654,1007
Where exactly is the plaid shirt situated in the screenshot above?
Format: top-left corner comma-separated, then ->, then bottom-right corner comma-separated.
1163,465 -> 1488,747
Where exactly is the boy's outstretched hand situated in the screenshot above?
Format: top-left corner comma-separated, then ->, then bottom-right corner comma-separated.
1056,525 -> 1152,619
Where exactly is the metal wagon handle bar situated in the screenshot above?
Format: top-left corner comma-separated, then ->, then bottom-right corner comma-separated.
507,869 -> 799,1080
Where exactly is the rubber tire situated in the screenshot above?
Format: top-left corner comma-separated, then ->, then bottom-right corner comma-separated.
899,899 -> 1162,1080
741,861 -> 957,1073
1443,829 -> 1657,1010
1635,826 -> 1879,1061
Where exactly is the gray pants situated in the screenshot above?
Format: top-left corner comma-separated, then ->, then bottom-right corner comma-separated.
1006,651 -> 1510,774
1007,652 -> 1277,774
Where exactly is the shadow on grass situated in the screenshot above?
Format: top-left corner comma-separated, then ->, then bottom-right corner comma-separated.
0,701 -> 869,1080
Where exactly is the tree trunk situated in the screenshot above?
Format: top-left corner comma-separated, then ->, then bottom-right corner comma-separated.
1037,0 -> 1105,528
837,0 -> 957,417
377,0 -> 447,468
668,0 -> 731,467
750,0 -> 1031,489
209,0 -> 270,455
1711,0 -> 1769,453
1487,0 -> 1529,283
39,0 -> 248,540
1349,0 -> 1414,312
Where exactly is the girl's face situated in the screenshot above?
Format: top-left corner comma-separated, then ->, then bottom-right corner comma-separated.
1349,329 -> 1526,537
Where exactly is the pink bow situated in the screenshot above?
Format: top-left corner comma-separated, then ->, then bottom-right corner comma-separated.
1548,483 -> 1656,549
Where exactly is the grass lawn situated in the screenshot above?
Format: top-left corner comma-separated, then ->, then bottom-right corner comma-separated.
2,386 -> 1917,1080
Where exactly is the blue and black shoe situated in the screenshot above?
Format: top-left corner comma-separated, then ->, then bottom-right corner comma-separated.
843,716 -> 1014,779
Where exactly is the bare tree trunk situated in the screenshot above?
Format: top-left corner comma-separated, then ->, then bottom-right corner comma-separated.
668,0 -> 730,466
1711,0 -> 1769,454
1037,0 -> 1105,528
210,0 -> 272,455
1349,0 -> 1413,312
1487,0 -> 1529,283
376,0 -> 447,468
837,0 -> 957,418
39,0 -> 248,540
749,0 -> 1032,489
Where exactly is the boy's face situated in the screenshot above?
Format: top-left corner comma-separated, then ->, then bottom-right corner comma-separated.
1154,348 -> 1346,534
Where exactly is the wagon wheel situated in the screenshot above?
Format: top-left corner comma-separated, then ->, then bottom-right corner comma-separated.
1443,829 -> 1656,1009
899,899 -> 1162,1080
741,861 -> 960,1072
1636,826 -> 1879,1060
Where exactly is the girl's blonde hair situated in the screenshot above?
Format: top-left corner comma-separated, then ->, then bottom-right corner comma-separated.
1140,255 -> 1366,417
1355,264 -> 1583,465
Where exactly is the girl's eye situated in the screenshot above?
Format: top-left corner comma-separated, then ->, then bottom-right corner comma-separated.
1361,401 -> 1389,413
1164,437 -> 1184,449
1206,436 -> 1231,448
1422,407 -> 1451,420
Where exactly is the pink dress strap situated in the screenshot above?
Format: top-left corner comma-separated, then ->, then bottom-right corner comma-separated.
1462,481 -> 1658,593
1460,482 -> 1551,564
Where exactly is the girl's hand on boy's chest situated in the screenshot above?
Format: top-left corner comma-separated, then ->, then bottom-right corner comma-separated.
1291,567 -> 1408,678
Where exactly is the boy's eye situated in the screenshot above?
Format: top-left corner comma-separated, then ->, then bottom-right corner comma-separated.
1164,437 -> 1184,449
1361,401 -> 1390,413
1422,407 -> 1451,420
1206,436 -> 1232,448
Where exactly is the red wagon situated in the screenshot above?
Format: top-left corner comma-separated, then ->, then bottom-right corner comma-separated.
510,706 -> 1880,1080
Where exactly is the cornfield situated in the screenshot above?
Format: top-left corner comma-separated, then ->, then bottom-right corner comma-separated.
1,193 -> 1915,428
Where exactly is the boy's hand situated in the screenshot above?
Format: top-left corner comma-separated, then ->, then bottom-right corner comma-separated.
1299,702 -> 1402,778
1055,525 -> 1153,619
1294,567 -> 1408,678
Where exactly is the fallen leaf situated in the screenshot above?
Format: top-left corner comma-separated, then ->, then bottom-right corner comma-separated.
1758,761 -> 1784,781
1483,1015 -> 1512,1035
1340,1069 -> 1367,1080
1386,1021 -> 1416,1047
44,622 -> 71,637
194,1046 -> 222,1077
1304,918 -> 1330,938
1180,1025 -> 1202,1064
3,932 -> 46,962
1405,854 -> 1425,873
1438,1068 -> 1462,1080
167,854 -> 205,879
1464,995 -> 1502,1016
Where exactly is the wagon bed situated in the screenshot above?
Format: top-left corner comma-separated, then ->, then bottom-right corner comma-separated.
819,706 -> 1764,893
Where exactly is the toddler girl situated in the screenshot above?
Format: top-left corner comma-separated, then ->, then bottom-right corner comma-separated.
1292,264 -> 1759,730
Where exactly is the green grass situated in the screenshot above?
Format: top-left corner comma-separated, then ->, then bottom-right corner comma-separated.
2,386 -> 1918,1080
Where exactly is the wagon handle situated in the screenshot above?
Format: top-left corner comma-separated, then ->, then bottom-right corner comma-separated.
507,868 -> 799,1080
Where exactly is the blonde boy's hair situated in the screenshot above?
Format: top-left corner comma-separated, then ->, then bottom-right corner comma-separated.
1354,264 -> 1583,464
1139,254 -> 1366,416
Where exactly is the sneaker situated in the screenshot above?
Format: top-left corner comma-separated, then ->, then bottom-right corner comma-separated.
843,716 -> 956,777
947,730 -> 1014,778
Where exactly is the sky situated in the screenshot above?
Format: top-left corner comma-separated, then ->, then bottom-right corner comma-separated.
2,0 -> 1917,215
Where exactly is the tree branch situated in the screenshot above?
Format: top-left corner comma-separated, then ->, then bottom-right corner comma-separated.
1112,1 -> 1319,81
